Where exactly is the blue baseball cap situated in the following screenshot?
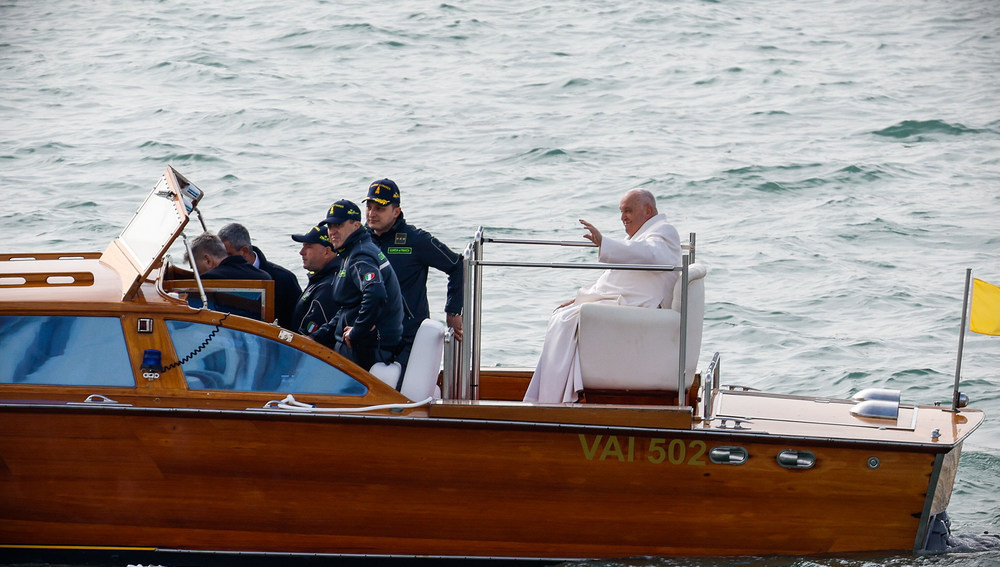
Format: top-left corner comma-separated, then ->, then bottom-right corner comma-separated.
291,225 -> 331,248
363,179 -> 400,206
324,199 -> 362,225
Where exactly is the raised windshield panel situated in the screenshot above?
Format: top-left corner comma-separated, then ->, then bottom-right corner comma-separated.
109,167 -> 204,301
118,174 -> 186,275
0,316 -> 135,387
165,320 -> 368,396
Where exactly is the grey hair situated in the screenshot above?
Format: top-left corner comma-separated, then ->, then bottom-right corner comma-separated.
625,188 -> 658,214
190,231 -> 228,260
218,223 -> 252,250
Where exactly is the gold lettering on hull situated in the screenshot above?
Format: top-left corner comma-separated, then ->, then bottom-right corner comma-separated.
579,435 -> 709,466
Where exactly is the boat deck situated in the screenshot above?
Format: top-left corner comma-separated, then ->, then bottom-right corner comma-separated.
703,388 -> 982,447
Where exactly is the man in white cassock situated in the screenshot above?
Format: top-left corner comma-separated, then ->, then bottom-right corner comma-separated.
523,189 -> 682,404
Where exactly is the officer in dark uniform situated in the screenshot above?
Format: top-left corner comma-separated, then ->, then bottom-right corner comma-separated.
364,179 -> 463,375
290,224 -> 340,344
319,199 -> 404,371
219,223 -> 303,330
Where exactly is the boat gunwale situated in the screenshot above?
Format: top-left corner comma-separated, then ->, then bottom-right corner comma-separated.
0,399 -> 981,452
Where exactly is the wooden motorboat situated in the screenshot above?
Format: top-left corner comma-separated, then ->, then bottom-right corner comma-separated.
0,167 -> 984,562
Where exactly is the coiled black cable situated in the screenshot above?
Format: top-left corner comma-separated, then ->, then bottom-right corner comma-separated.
162,313 -> 230,372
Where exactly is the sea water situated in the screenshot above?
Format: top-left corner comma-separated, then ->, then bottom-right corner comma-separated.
1,0 -> 999,565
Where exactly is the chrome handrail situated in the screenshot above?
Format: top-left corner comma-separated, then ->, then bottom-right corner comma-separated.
459,243 -> 474,400
703,352 -> 721,420
476,260 -> 677,271
180,232 -> 209,308
678,254 -> 690,397
485,234 -> 696,258
472,228 -> 484,400
486,237 -> 596,247
446,228 -> 698,407
442,327 -> 459,399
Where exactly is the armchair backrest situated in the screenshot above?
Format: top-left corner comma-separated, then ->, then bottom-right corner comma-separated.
578,264 -> 706,393
400,318 -> 447,401
369,318 -> 447,401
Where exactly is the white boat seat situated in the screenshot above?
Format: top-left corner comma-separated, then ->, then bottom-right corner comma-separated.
577,263 -> 706,393
369,361 -> 402,390
370,318 -> 447,401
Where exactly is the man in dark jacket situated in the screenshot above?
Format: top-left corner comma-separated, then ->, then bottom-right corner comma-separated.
316,199 -> 404,371
219,223 -> 303,330
187,231 -> 272,320
364,179 -> 463,373
290,224 -> 341,342
190,231 -> 272,281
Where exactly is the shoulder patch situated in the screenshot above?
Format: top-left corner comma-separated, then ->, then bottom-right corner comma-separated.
364,272 -> 376,282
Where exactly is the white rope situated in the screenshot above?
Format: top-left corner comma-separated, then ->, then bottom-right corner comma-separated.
260,394 -> 434,413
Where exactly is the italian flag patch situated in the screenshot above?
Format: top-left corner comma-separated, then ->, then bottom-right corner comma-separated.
364,272 -> 376,282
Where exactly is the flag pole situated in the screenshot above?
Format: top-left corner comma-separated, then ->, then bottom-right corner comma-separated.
952,268 -> 972,412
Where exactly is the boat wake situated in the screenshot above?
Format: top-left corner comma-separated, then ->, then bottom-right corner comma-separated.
941,531 -> 1000,553
927,512 -> 1000,553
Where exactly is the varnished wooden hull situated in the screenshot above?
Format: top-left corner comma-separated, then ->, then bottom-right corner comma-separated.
0,402 -> 966,559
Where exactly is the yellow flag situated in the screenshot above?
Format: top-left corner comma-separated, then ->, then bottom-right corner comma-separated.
970,278 -> 1000,336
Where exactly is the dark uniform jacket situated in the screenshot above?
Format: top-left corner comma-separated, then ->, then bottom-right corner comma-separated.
291,257 -> 341,347
324,229 -> 404,350
368,215 -> 463,340
202,255 -> 272,281
252,246 -> 303,330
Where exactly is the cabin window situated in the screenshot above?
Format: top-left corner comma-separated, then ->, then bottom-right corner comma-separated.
0,315 -> 134,387
186,291 -> 266,321
165,320 -> 367,396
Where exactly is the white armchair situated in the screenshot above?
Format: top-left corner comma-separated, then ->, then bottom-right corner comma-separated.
369,318 -> 447,401
577,263 -> 706,396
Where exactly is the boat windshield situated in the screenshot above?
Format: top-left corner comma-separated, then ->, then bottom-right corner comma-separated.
117,167 -> 202,279
118,176 -> 185,273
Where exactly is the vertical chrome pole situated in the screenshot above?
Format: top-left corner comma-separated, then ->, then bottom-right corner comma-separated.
459,244 -> 474,400
442,328 -> 457,399
471,228 -> 484,400
181,233 -> 209,307
952,268 -> 972,412
677,255 -> 690,402
703,352 -> 720,420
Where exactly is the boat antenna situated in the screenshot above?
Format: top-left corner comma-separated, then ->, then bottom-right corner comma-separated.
951,268 -> 972,412
194,208 -> 209,233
